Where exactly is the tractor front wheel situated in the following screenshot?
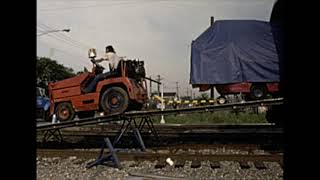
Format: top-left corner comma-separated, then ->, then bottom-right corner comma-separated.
55,102 -> 75,122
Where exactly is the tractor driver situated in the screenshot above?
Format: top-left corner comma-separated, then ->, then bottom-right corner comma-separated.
82,45 -> 122,93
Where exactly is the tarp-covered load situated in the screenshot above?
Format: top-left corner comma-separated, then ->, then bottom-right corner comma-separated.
190,20 -> 279,85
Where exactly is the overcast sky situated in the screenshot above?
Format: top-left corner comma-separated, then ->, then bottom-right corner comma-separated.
37,0 -> 277,97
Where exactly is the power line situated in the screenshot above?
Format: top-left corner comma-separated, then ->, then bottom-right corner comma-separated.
38,35 -> 91,66
37,25 -> 83,48
38,1 -> 146,12
37,22 -> 112,70
38,23 -> 89,49
38,22 -> 105,55
38,0 -> 200,13
39,23 -> 89,48
37,25 -> 94,60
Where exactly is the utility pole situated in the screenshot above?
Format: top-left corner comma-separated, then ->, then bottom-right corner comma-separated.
157,75 -> 161,95
176,82 -> 179,100
210,16 -> 215,100
149,76 -> 152,99
160,83 -> 165,124
49,48 -> 55,58
186,87 -> 189,97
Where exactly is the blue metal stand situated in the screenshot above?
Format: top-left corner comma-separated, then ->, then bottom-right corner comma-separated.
137,116 -> 159,142
87,117 -> 156,169
86,137 -> 121,169
112,117 -> 147,151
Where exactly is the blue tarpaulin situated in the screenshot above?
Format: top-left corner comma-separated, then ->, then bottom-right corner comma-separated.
190,20 -> 279,85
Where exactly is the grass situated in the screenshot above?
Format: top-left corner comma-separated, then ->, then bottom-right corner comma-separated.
152,111 -> 267,124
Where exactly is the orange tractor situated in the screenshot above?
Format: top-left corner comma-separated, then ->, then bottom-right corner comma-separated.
48,49 -> 148,121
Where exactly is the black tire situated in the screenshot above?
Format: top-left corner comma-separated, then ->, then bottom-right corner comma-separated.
55,102 -> 75,121
100,87 -> 129,114
217,96 -> 227,104
250,84 -> 267,100
43,110 -> 50,122
77,111 -> 95,119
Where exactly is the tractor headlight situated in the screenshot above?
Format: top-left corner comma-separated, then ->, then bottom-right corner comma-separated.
88,48 -> 97,58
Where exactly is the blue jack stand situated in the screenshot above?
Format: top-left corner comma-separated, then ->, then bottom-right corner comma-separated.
86,137 -> 121,169
137,116 -> 159,142
87,117 -> 149,169
112,117 -> 146,151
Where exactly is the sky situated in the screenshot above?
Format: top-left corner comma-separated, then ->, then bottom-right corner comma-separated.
37,0 -> 277,97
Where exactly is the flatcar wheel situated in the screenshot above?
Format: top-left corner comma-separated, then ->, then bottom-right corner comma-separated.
55,102 -> 75,121
250,85 -> 267,100
217,96 -> 227,104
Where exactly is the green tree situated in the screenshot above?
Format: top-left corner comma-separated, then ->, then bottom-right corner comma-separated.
76,67 -> 89,75
36,57 -> 76,91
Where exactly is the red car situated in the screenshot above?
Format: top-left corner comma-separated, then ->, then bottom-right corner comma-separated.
215,82 -> 279,103
198,82 -> 279,104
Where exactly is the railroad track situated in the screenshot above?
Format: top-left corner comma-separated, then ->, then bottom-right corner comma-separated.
37,123 -> 283,150
51,123 -> 282,136
37,124 -> 283,171
37,148 -> 283,170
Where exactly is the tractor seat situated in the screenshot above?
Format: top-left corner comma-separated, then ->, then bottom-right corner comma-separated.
81,61 -> 124,93
103,70 -> 119,79
103,60 -> 124,79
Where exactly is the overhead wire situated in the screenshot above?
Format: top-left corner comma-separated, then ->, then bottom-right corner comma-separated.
38,26 -> 87,52
38,22 -> 105,55
38,23 -> 89,49
38,40 -> 91,69
38,0 -> 146,12
37,26 -> 91,66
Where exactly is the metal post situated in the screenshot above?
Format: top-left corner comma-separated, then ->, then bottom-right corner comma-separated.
52,114 -> 58,124
210,87 -> 214,99
210,16 -> 214,26
157,75 -> 161,96
176,82 -> 179,100
133,128 -> 146,151
105,137 -> 121,168
160,83 -> 165,124
209,16 -> 215,102
149,76 -> 152,99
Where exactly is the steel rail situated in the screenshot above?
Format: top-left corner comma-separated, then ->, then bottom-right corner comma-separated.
37,98 -> 283,131
37,148 -> 283,162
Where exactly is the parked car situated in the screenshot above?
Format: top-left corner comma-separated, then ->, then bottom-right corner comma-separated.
36,87 -> 50,121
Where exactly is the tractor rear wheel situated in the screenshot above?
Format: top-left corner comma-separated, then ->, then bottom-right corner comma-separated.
55,102 -> 75,121
100,87 -> 129,114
